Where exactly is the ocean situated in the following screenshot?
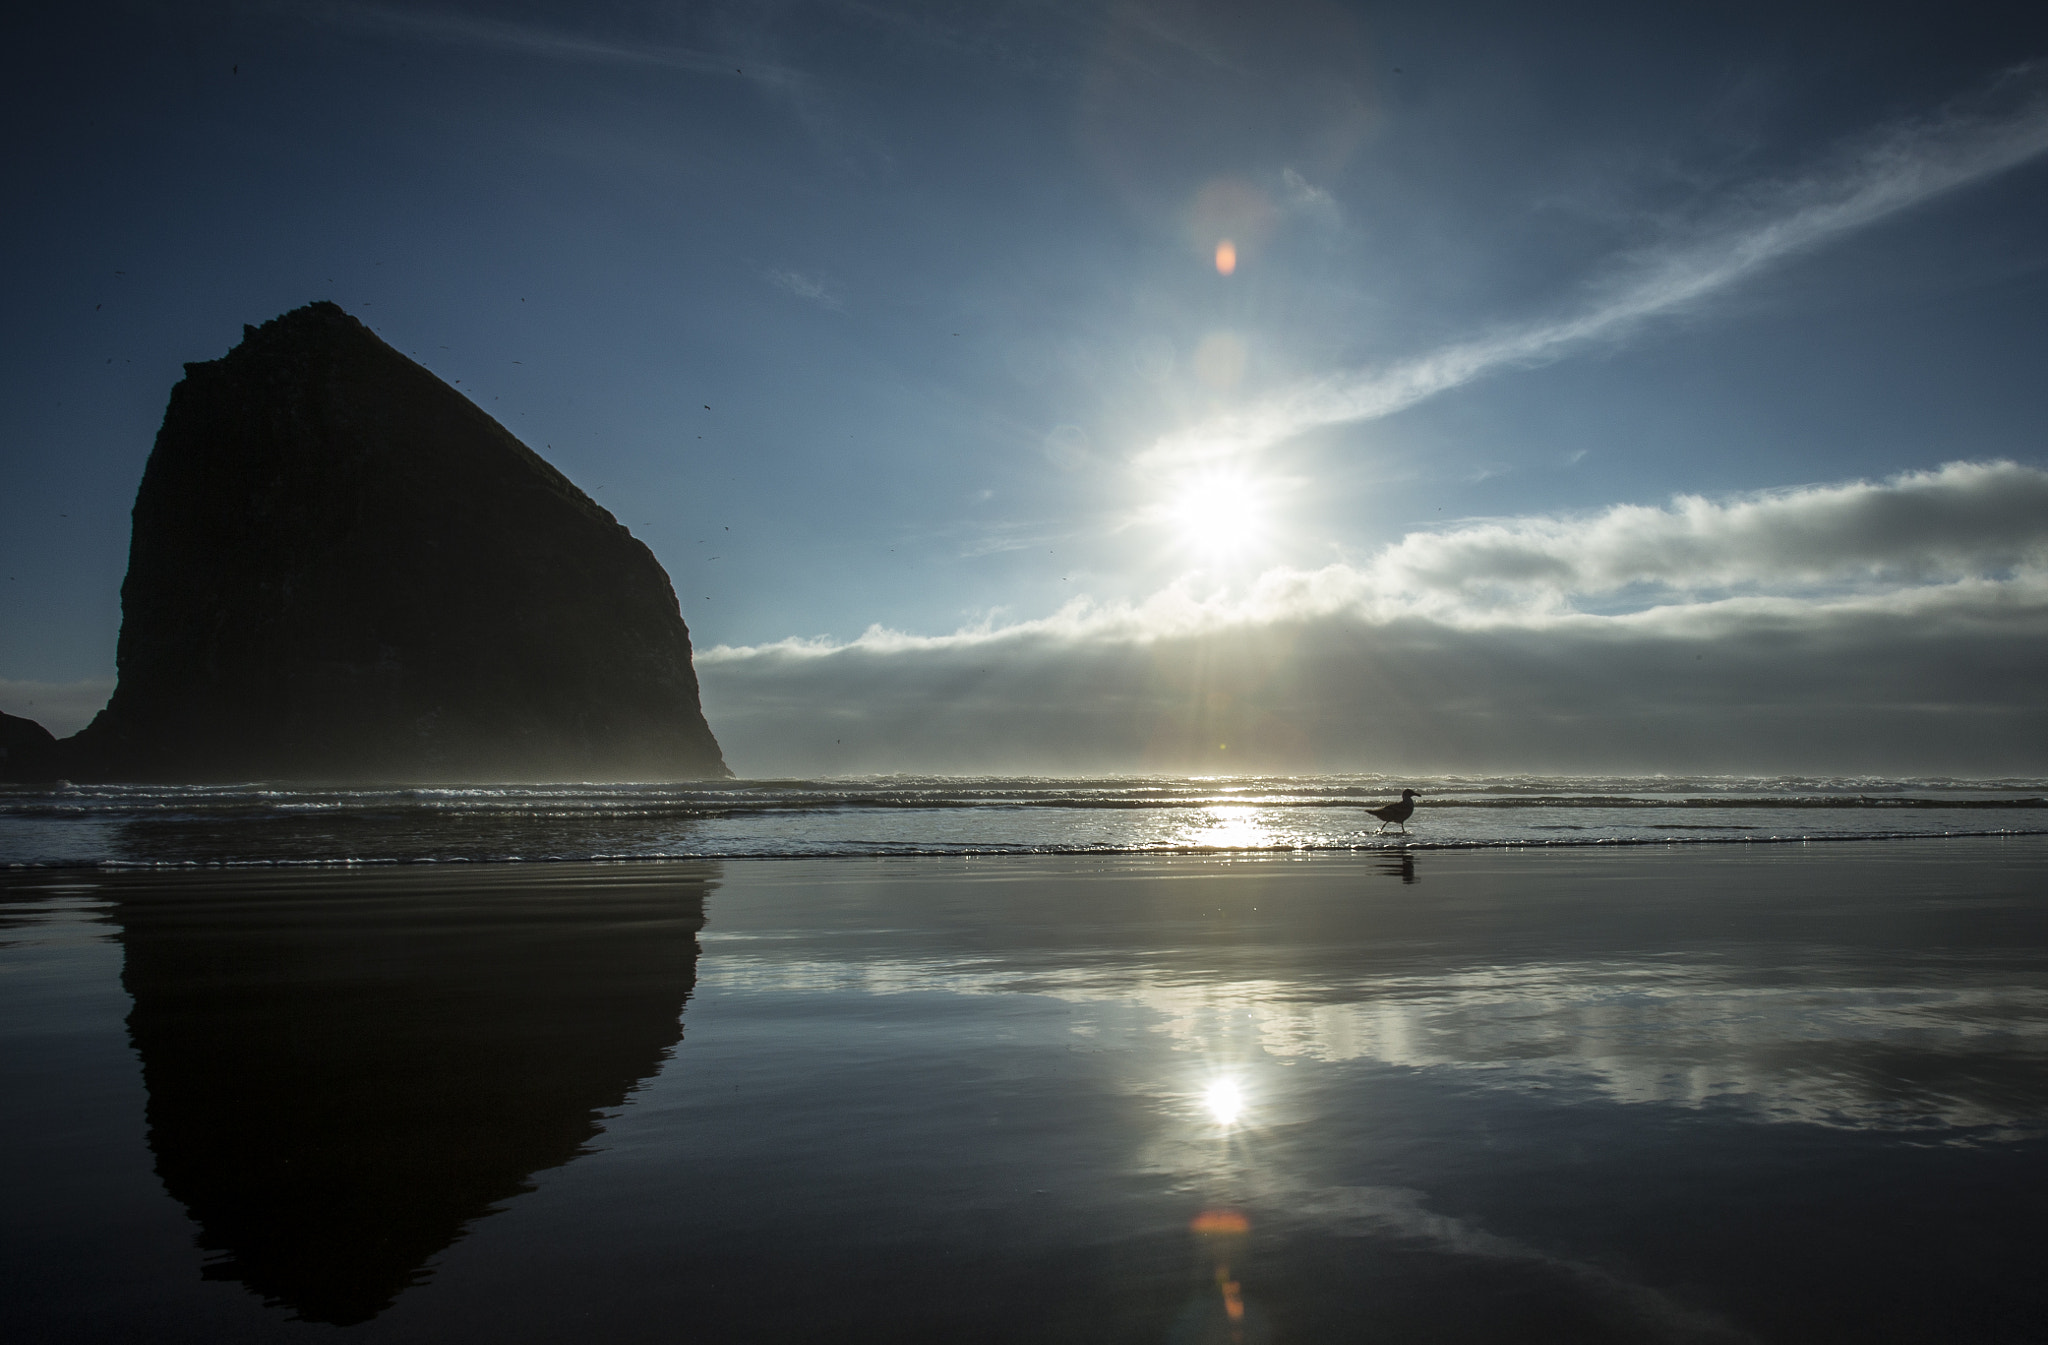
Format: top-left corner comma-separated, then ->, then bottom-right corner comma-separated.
3,773 -> 2044,866
4,780 -> 2046,1342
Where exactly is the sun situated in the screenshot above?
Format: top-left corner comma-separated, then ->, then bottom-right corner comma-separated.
1158,468 -> 1271,564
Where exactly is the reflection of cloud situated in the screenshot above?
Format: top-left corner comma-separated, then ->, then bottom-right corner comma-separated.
1296,1187 -> 1758,1344
697,464 -> 2048,775
1102,964 -> 2048,1136
701,952 -> 2048,1138
1143,65 -> 2048,466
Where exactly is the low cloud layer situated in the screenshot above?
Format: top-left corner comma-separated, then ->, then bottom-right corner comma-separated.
1365,460 -> 2048,614
699,464 -> 2048,775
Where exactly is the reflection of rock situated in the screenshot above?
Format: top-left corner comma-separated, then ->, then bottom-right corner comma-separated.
116,864 -> 714,1324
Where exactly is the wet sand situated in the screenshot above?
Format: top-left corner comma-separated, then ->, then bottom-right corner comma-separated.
4,838 -> 2046,1343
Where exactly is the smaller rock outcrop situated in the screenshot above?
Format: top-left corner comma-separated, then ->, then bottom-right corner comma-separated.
0,711 -> 59,781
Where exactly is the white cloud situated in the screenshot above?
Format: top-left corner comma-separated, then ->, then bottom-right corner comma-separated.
1279,167 -> 1339,225
1366,460 -> 2048,614
697,464 -> 2048,775
763,268 -> 844,309
1143,64 -> 2048,467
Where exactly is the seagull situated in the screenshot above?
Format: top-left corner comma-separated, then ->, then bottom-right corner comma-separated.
1367,789 -> 1420,834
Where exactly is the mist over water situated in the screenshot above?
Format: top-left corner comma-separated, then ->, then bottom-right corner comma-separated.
3,775 -> 2043,867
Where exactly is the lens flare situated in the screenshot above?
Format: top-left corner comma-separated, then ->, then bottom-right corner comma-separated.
1191,1209 -> 1250,1235
1204,1078 -> 1245,1124
1215,239 -> 1237,275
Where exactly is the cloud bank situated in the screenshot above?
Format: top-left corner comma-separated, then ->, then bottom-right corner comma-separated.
1144,64 -> 2048,467
698,463 -> 2048,775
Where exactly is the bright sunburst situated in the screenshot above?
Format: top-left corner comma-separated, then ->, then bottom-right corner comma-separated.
1158,469 -> 1271,564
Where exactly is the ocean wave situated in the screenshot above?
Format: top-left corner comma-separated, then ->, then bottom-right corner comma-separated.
6,826 -> 2047,870
5,775 -> 2042,817
4,775 -> 2045,868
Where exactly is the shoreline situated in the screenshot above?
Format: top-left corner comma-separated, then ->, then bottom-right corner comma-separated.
6,826 -> 2047,872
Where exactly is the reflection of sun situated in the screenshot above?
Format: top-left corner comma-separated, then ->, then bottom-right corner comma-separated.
1203,1078 -> 1246,1125
1160,469 -> 1269,563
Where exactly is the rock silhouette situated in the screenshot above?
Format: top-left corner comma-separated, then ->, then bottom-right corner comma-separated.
43,301 -> 727,782
0,710 -> 59,780
116,863 -> 713,1324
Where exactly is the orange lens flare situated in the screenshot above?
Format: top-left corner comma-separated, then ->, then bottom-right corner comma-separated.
1214,239 -> 1237,275
1191,1209 -> 1250,1235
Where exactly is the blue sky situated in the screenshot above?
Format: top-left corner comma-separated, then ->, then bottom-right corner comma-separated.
4,1 -> 2046,772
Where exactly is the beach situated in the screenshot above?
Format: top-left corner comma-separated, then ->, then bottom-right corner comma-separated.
4,838 -> 2045,1343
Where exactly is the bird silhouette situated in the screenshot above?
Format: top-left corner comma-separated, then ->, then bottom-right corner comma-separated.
1366,788 -> 1420,834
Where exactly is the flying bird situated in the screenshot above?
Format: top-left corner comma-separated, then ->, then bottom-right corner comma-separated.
1367,789 -> 1420,834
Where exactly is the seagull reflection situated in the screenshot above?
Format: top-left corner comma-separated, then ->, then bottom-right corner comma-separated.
115,863 -> 715,1325
1375,853 -> 1418,884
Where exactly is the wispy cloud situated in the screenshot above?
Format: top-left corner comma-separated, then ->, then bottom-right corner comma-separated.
764,268 -> 843,309
295,2 -> 898,170
953,522 -> 1070,559
1143,65 -> 2048,467
300,2 -> 806,87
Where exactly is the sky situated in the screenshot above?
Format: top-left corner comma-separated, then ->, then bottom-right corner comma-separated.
3,0 -> 2046,775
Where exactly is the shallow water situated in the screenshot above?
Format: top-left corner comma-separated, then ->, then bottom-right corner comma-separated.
3,774 -> 2044,866
3,840 -> 2046,1342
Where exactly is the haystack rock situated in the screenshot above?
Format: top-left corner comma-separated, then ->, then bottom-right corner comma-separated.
50,301 -> 729,782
